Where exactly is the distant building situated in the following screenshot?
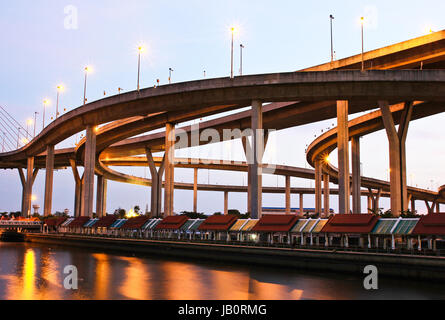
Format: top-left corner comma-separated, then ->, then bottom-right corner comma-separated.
262,207 -> 334,214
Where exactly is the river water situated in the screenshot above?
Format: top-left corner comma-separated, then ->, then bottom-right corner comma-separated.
0,241 -> 444,300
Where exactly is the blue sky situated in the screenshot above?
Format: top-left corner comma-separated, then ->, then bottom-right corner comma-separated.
0,0 -> 444,215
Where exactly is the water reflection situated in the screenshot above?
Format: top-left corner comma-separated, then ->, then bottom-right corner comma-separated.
0,242 -> 444,300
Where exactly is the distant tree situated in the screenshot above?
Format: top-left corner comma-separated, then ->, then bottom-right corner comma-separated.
213,212 -> 222,216
9,212 -> 21,218
134,205 -> 141,214
401,209 -> 420,218
180,211 -> 207,219
114,208 -> 126,219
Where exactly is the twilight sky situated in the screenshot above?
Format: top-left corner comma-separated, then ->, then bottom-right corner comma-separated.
0,0 -> 444,215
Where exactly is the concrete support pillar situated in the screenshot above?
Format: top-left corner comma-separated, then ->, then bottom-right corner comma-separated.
18,168 -> 26,215
323,174 -> 330,217
337,101 -> 350,214
249,100 -> 263,219
285,176 -> 291,214
410,195 -> 416,213
314,160 -> 322,215
22,157 -> 35,217
368,188 -> 382,213
96,175 -> 107,217
299,193 -> 304,216
193,168 -> 198,213
81,125 -> 96,217
164,123 -> 175,217
146,148 -> 165,217
224,191 -> 229,215
44,145 -> 55,216
367,195 -> 373,213
351,136 -> 361,214
379,101 -> 413,216
242,136 -> 252,214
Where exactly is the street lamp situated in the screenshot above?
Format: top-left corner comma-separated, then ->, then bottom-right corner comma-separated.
360,17 -> 365,72
230,27 -> 236,78
239,44 -> 245,76
26,119 -> 33,139
137,46 -> 144,91
83,66 -> 92,105
17,127 -> 21,148
42,99 -> 50,130
1,132 -> 5,152
330,14 -> 335,63
56,85 -> 64,119
168,68 -> 174,84
33,112 -> 38,137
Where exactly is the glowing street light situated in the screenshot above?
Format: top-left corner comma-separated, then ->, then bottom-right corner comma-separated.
137,45 -> 145,91
83,66 -> 93,105
42,99 -> 50,130
360,17 -> 365,72
56,85 -> 64,120
26,119 -> 33,139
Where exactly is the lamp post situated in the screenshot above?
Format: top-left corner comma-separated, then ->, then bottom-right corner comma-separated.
56,85 -> 63,119
230,27 -> 235,78
1,132 -> 5,152
26,119 -> 33,139
33,112 -> 38,138
169,68 -> 174,84
42,99 -> 49,130
137,46 -> 144,91
17,127 -> 21,148
330,15 -> 335,62
83,66 -> 92,105
239,44 -> 244,76
360,17 -> 365,72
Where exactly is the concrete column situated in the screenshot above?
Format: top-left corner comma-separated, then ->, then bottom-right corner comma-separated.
18,168 -> 26,215
367,195 -> 373,213
379,101 -> 413,216
299,193 -> 304,216
96,175 -> 107,217
351,136 -> 361,214
23,157 -> 35,217
164,123 -> 175,216
250,100 -> 263,219
70,159 -> 82,217
146,149 -> 165,217
285,176 -> 291,214
44,145 -> 55,216
81,125 -> 96,217
242,135 -> 252,214
323,174 -> 330,217
337,101 -> 350,214
224,191 -> 229,215
411,196 -> 416,213
314,159 -> 322,215
193,168 -> 198,212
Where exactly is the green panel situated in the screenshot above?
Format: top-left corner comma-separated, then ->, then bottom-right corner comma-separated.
290,220 -> 307,233
312,220 -> 329,233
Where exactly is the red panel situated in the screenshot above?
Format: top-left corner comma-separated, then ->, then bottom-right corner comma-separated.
321,214 -> 379,234
120,216 -> 151,230
94,215 -> 118,228
44,217 -> 67,227
68,216 -> 91,228
155,215 -> 189,230
251,214 -> 300,232
198,215 -> 238,231
412,214 -> 445,235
